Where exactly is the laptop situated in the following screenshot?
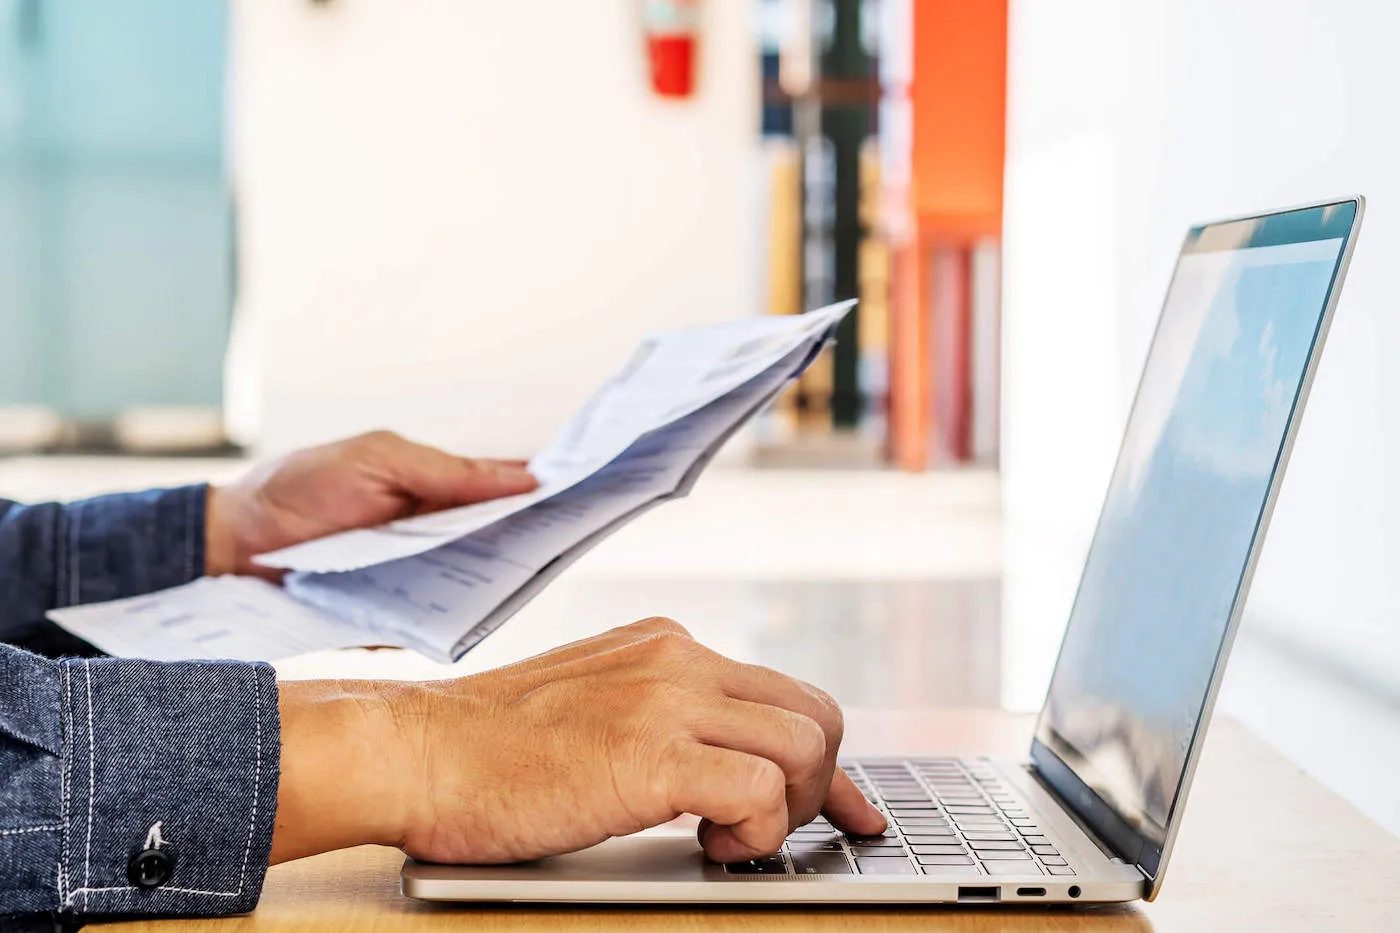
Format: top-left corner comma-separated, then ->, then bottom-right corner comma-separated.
402,197 -> 1365,906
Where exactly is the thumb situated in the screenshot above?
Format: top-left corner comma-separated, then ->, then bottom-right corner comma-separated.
368,434 -> 538,508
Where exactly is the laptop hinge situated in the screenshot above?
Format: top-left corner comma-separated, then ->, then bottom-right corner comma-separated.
1024,762 -> 1133,865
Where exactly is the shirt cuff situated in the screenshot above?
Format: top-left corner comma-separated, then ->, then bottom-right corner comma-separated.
55,656 -> 279,918
58,485 -> 208,610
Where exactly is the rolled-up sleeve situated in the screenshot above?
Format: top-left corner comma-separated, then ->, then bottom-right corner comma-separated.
0,644 -> 280,925
0,486 -> 207,652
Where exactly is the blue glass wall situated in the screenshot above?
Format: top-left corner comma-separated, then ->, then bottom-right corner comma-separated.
0,0 -> 230,418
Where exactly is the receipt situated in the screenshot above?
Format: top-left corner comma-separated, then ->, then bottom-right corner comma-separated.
256,301 -> 854,573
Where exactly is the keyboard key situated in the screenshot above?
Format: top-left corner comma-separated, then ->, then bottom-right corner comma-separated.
916,854 -> 976,866
791,852 -> 853,875
844,829 -> 898,840
961,831 -> 1017,841
889,805 -> 941,815
978,851 -> 1032,860
852,846 -> 909,857
788,841 -> 844,853
944,806 -> 995,816
1039,856 -> 1068,867
1009,818 -> 1036,826
893,817 -> 949,827
790,831 -> 841,843
984,861 -> 1041,876
856,858 -> 917,875
969,840 -> 1026,851
1021,834 -> 1048,844
952,815 -> 1004,826
1046,866 -> 1077,876
725,856 -> 788,875
1030,845 -> 1060,856
903,832 -> 958,842
846,836 -> 904,848
911,844 -> 967,856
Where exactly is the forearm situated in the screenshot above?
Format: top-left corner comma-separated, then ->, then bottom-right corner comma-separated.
0,486 -> 208,650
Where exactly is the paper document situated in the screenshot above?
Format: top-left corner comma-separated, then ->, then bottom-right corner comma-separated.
49,302 -> 855,663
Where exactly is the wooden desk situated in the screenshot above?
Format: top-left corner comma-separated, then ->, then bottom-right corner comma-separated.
106,711 -> 1400,932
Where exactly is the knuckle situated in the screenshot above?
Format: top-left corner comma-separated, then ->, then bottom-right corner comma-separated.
359,428 -> 401,449
806,684 -> 844,742
747,758 -> 787,805
643,629 -> 697,663
787,713 -> 827,771
633,616 -> 690,637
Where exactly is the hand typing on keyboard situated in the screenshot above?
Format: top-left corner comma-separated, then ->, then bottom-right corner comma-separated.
270,617 -> 887,866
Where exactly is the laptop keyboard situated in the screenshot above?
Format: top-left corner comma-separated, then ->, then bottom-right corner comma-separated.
724,757 -> 1076,878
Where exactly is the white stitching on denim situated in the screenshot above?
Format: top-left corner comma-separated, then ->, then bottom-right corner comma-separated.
0,824 -> 63,836
69,501 -> 82,605
83,660 -> 96,910
59,664 -> 71,902
237,666 -> 263,895
67,665 -> 267,906
66,885 -> 243,898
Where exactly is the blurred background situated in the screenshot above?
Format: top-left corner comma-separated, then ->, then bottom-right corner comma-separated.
0,0 -> 1396,834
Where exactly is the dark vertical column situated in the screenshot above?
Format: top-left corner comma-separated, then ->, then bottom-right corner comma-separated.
820,0 -> 875,428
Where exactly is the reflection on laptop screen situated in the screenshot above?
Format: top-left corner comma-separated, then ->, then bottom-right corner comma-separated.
1036,202 -> 1357,845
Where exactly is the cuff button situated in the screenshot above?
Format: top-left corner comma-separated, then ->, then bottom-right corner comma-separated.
127,848 -> 175,889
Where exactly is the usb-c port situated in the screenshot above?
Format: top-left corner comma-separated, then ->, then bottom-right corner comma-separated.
956,886 -> 1000,903
1016,886 -> 1047,897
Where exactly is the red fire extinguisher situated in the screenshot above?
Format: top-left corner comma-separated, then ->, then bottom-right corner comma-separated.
642,0 -> 701,99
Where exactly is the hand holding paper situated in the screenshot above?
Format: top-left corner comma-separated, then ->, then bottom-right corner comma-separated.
50,302 -> 856,663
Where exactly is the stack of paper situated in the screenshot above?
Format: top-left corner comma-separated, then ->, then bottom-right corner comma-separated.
49,302 -> 855,663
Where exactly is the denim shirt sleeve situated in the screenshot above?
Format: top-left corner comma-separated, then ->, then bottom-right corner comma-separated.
0,486 -> 207,652
0,644 -> 281,923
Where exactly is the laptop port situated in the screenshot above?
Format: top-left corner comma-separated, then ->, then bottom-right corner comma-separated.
1016,887 -> 1047,897
956,886 -> 1000,903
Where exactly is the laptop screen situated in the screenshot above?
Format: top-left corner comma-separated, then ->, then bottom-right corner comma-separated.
1034,201 -> 1359,851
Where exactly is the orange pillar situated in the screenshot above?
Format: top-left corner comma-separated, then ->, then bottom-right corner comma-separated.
890,0 -> 1007,471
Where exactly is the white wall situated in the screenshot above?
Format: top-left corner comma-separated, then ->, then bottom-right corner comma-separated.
1002,0 -> 1400,711
227,0 -> 760,458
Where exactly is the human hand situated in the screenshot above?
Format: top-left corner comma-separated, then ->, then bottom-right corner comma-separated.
271,618 -> 886,865
205,430 -> 537,577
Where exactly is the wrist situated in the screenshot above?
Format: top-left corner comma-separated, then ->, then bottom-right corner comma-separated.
271,679 -> 415,863
204,485 -> 242,576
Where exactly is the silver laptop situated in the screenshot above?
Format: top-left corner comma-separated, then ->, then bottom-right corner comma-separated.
402,197 -> 1364,906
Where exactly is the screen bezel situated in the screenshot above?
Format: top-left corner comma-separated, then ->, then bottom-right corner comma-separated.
1027,196 -> 1365,900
